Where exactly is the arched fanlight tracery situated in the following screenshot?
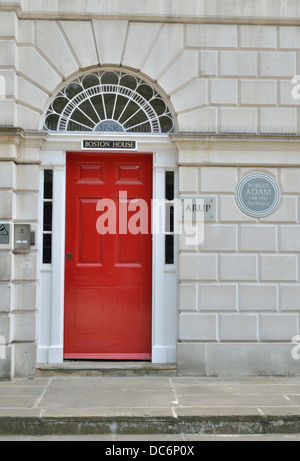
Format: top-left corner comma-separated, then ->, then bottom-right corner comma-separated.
44,70 -> 175,134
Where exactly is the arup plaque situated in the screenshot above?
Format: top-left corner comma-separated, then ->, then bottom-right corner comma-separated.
236,172 -> 280,218
180,195 -> 216,221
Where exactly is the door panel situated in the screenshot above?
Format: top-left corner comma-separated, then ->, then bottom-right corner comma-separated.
64,152 -> 152,359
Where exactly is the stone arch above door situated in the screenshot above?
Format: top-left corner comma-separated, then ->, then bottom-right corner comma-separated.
43,69 -> 175,134
11,19 -> 209,132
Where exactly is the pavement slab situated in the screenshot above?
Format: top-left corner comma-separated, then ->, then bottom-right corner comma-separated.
0,375 -> 299,436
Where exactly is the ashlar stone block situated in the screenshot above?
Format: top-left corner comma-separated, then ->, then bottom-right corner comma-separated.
0,12 -> 17,37
240,225 -> 277,252
171,79 -> 207,113
122,22 -> 161,70
186,24 -> 237,48
13,343 -> 36,378
16,165 -> 39,192
35,20 -> 78,77
198,51 -> 218,77
0,162 -> 15,189
16,105 -> 42,131
17,20 -> 34,45
200,167 -> 237,193
280,169 -> 300,193
159,50 -> 197,95
18,47 -> 61,93
280,26 -> 300,49
220,314 -> 258,341
200,225 -> 237,251
0,40 -> 15,66
15,193 -> 38,220
142,23 -> 184,80
179,284 -> 198,311
0,70 -> 16,97
60,21 -> 98,69
210,79 -> 237,105
13,253 -> 36,282
93,20 -> 128,65
261,314 -> 297,341
12,312 -> 35,341
240,25 -> 277,50
260,255 -> 297,281
0,345 -> 13,380
219,107 -> 257,134
220,196 -> 256,222
177,343 -> 206,376
17,77 -> 49,113
0,192 -> 13,219
206,343 -> 300,377
280,80 -> 299,106
0,285 -> 10,312
13,283 -> 36,311
200,284 -> 237,311
180,254 -> 217,281
0,100 -> 16,126
240,284 -> 278,311
260,108 -> 297,134
178,107 -> 217,133
179,166 -> 198,193
280,226 -> 300,251
0,254 -> 11,281
220,51 -> 257,77
179,313 -> 217,341
220,254 -> 257,281
240,80 -> 277,106
281,285 -> 300,311
0,315 -> 10,342
259,52 -> 296,77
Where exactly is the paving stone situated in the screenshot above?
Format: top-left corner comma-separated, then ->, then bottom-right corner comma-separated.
0,377 -> 51,387
0,397 -> 39,408
177,394 -> 293,408
230,384 -> 300,395
38,389 -> 176,409
0,376 -> 298,436
172,384 -> 234,396
0,387 -> 45,397
42,408 -> 174,418
0,409 -> 42,417
174,407 -> 262,417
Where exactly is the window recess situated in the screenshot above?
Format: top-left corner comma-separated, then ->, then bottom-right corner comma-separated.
165,171 -> 174,265
42,170 -> 53,264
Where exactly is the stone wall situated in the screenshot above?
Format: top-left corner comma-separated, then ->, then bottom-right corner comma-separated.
1,1 -> 300,377
0,130 -> 43,379
176,138 -> 300,375
0,10 -> 299,135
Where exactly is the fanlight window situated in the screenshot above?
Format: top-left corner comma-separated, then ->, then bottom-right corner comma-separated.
44,71 -> 174,134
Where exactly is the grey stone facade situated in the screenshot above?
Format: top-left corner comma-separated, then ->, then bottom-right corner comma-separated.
1,0 -> 300,378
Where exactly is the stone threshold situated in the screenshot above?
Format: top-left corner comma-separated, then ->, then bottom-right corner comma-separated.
36,361 -> 177,377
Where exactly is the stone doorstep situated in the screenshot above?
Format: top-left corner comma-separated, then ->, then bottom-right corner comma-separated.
1,414 -> 300,436
36,362 -> 177,377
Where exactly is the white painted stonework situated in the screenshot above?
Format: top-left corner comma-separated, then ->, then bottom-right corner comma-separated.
1,0 -> 300,378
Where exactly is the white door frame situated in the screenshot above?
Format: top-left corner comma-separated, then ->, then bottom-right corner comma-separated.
38,134 -> 178,364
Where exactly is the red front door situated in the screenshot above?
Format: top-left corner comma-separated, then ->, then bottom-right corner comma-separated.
64,152 -> 152,359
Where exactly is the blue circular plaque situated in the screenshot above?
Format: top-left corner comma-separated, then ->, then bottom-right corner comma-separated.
236,173 -> 280,217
